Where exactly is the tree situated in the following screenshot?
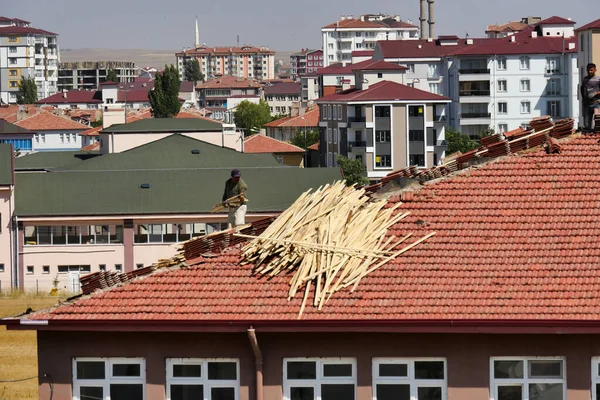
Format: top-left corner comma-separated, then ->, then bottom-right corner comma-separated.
149,65 -> 182,118
91,119 -> 103,128
233,100 -> 272,134
184,59 -> 204,85
291,129 -> 319,150
445,127 -> 480,155
106,68 -> 118,83
337,155 -> 369,186
16,76 -> 38,104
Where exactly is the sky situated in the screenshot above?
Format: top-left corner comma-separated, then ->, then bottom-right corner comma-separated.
3,0 -> 596,51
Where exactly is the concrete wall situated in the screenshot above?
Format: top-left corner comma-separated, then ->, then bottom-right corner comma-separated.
392,104 -> 408,170
33,130 -> 85,152
100,131 -> 241,154
36,331 -> 598,400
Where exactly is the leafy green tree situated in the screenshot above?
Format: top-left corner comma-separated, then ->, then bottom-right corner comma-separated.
337,155 -> 369,186
16,76 -> 38,104
184,59 -> 204,85
106,68 -> 118,82
149,65 -> 182,118
91,119 -> 103,128
233,100 -> 272,134
445,127 -> 480,155
291,129 -> 319,150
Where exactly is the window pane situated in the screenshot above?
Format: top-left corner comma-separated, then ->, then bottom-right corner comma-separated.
323,363 -> 352,377
529,361 -> 562,378
171,384 -> 203,400
77,361 -> 105,379
67,226 -> 81,244
494,361 -> 524,379
208,362 -> 237,380
287,361 -> 316,379
80,387 -> 103,400
173,364 -> 202,377
596,384 -> 600,400
112,363 -> 141,377
322,384 -> 354,400
110,384 -> 143,400
376,384 -> 410,400
498,385 -> 522,400
212,387 -> 235,400
379,363 -> 408,377
529,383 -> 562,400
52,226 -> 66,244
418,387 -> 442,400
291,387 -> 314,400
414,361 -> 444,379
38,226 -> 52,245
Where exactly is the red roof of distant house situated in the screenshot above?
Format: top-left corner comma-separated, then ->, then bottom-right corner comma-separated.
317,60 -> 373,75
81,141 -> 100,151
37,90 -> 103,104
243,134 -> 304,154
0,26 -> 56,35
15,112 -> 89,131
316,81 -> 450,103
352,60 -> 407,71
80,126 -> 102,137
376,38 -> 494,59
438,35 -> 460,40
117,89 -> 149,103
100,81 -> 119,86
264,107 -> 320,128
0,16 -> 31,24
263,82 -> 301,95
537,16 -> 575,25
177,45 -> 275,56
196,75 -> 262,90
576,18 -> 600,32
24,134 -> 600,323
307,141 -> 319,151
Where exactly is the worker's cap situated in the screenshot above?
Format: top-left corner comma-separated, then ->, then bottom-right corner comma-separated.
231,168 -> 241,177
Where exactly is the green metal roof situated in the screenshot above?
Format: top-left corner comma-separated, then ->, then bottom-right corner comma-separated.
15,167 -> 343,216
0,144 -> 13,185
101,118 -> 223,133
57,134 -> 280,171
0,119 -> 33,135
14,151 -> 100,171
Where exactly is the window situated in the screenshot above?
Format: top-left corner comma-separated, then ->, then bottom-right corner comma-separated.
547,101 -> 561,117
498,123 -> 508,133
58,265 -> 91,274
9,81 -> 18,87
136,264 -> 144,269
167,359 -> 239,400
25,225 -> 123,245
497,57 -> 507,70
546,79 -> 560,96
73,358 -> 145,400
332,105 -> 337,119
115,264 -> 123,272
498,102 -> 507,114
376,131 -> 391,143
546,57 -> 560,74
27,266 -> 34,274
60,134 -> 64,143
376,155 -> 391,168
9,46 -> 17,53
429,83 -> 440,94
43,265 -> 50,274
283,358 -> 356,400
519,56 -> 530,70
9,69 -> 17,76
491,358 -> 564,400
406,64 -> 415,73
497,80 -> 507,92
9,58 -> 17,65
0,264 -> 4,273
520,79 -> 530,92
378,72 -> 383,78
8,35 -> 17,42
99,264 -> 106,271
373,359 -> 446,400
338,105 -> 342,120
521,101 -> 531,114
375,106 -> 391,118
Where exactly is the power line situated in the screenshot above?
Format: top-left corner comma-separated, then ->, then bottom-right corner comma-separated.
0,375 -> 38,383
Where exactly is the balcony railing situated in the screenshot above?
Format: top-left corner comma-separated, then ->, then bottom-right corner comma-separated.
546,91 -> 561,96
427,73 -> 440,79
460,112 -> 491,118
348,116 -> 366,123
545,69 -> 560,74
459,90 -> 490,96
458,68 -> 490,74
349,141 -> 367,147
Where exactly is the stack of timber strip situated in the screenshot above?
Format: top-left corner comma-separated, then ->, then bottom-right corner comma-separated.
239,181 -> 435,317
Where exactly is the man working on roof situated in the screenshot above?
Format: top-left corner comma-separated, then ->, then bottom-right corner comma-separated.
222,168 -> 248,228
581,63 -> 600,132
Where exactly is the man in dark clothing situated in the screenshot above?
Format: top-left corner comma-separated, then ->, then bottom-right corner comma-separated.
222,168 -> 248,228
581,63 -> 600,132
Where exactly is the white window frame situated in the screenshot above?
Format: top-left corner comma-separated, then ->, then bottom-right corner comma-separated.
520,101 -> 531,114
72,357 -> 146,400
498,102 -> 507,114
519,56 -> 530,70
497,80 -> 507,92
498,123 -> 508,133
338,105 -> 342,121
490,357 -> 565,400
497,57 -> 507,70
520,79 -> 530,92
166,358 -> 240,400
283,358 -> 357,400
372,358 -> 447,400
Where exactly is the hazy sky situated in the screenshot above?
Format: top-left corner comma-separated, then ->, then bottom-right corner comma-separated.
3,0 -> 596,51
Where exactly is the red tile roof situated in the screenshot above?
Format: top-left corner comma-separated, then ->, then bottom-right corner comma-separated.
376,38 -> 495,59
177,45 -> 275,56
196,75 -> 263,90
0,26 -> 56,35
537,16 -> 575,25
264,107 -> 320,128
486,21 -> 529,33
437,35 -> 460,40
352,50 -> 374,57
576,18 -> 600,32
15,112 -> 89,131
80,125 -> 102,137
38,90 -> 102,104
117,89 -> 149,103
353,60 -> 407,71
0,16 -> 30,23
263,82 -> 301,95
317,60 -> 372,75
307,142 -> 319,151
243,134 -> 304,153
81,141 -> 100,151
316,81 -> 450,103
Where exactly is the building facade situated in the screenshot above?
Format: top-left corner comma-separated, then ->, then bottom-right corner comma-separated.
290,49 -> 323,80
264,82 -> 301,115
0,16 -> 59,104
322,14 -> 418,66
57,61 -> 136,91
196,75 -> 263,121
176,46 -> 275,81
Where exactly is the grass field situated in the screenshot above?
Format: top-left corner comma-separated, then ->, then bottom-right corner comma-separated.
0,292 -> 65,400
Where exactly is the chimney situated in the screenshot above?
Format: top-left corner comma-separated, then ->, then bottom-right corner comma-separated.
427,0 -> 435,39
419,0 -> 427,39
510,36 -> 516,42
531,31 -> 537,38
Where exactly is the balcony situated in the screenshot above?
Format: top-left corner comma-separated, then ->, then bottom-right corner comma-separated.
460,112 -> 491,118
435,140 -> 448,149
34,52 -> 44,59
348,116 -> 367,128
458,68 -> 490,74
459,90 -> 490,96
545,69 -> 560,75
427,72 -> 440,80
546,91 -> 561,96
349,141 -> 367,148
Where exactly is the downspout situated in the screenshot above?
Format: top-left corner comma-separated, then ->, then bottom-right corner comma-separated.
247,327 -> 263,400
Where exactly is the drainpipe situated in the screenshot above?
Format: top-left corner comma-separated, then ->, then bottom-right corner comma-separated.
247,327 -> 263,400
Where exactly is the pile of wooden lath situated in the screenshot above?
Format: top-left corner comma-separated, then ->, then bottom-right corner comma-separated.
238,181 -> 434,317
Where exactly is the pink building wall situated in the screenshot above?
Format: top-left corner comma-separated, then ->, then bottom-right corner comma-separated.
0,187 -> 13,291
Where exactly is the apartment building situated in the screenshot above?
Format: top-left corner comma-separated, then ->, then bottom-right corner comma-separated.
196,75 -> 262,121
290,49 -> 323,80
0,16 -> 59,104
322,14 -> 418,66
264,82 -> 301,115
176,46 -> 275,81
300,74 -> 320,106
576,18 -> 600,78
316,60 -> 450,179
57,61 -> 136,91
485,16 -> 541,38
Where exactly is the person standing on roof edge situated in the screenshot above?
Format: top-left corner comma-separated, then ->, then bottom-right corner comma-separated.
581,63 -> 600,132
222,168 -> 248,228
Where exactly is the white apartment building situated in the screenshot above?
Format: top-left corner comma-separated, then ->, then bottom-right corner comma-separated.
322,14 -> 418,66
0,17 -> 59,104
300,74 -> 320,106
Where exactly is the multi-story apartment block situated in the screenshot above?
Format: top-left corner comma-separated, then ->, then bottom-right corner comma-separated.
0,16 -> 59,104
322,14 -> 418,66
373,16 -> 579,136
300,74 -> 320,106
264,82 -> 301,115
196,75 -> 263,121
485,16 -> 541,38
176,46 -> 275,81
57,61 -> 136,91
290,49 -> 323,80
